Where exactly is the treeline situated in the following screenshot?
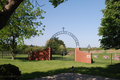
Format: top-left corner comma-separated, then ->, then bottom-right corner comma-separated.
0,44 -> 45,54
0,44 -> 104,54
16,45 -> 45,54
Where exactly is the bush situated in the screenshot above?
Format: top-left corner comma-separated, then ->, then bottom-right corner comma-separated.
0,64 -> 21,80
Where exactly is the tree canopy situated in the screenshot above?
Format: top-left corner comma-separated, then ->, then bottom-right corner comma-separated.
45,37 -> 66,55
0,0 -> 67,30
0,0 -> 45,60
98,0 -> 120,49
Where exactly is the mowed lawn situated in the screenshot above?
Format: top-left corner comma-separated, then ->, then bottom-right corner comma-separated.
0,53 -> 120,80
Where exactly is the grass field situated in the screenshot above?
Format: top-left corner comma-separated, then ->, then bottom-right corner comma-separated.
0,52 -> 120,80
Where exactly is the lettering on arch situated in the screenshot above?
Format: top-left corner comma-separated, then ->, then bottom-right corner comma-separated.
49,30 -> 80,48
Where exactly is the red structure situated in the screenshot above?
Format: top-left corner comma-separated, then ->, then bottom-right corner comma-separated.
28,47 -> 92,63
75,48 -> 92,63
28,47 -> 52,60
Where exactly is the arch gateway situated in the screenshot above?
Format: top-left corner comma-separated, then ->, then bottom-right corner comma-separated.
50,27 -> 80,48
48,27 -> 92,63
28,28 -> 92,63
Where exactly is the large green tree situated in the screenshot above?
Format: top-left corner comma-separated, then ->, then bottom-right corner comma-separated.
0,0 -> 45,60
98,0 -> 120,49
0,0 -> 67,30
45,37 -> 66,55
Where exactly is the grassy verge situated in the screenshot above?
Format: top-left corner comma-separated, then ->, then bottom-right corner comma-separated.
0,53 -> 120,80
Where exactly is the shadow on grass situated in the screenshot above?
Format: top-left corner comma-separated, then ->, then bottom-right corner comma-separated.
52,56 -> 63,60
14,57 -> 28,62
21,63 -> 120,80
0,55 -> 74,62
52,56 -> 74,61
0,56 -> 29,62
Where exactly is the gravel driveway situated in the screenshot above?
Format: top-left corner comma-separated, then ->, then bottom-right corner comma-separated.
30,73 -> 119,80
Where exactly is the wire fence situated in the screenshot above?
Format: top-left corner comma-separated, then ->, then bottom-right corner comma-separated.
0,51 -> 12,57
92,53 -> 120,65
0,51 -> 120,65
0,51 -> 27,58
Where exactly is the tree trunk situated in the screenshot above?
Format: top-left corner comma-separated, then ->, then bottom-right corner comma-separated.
11,42 -> 15,60
11,35 -> 16,60
0,0 -> 24,30
12,51 -> 14,60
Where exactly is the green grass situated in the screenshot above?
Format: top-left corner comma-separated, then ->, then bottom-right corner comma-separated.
100,50 -> 108,54
0,53 -> 120,80
52,54 -> 75,60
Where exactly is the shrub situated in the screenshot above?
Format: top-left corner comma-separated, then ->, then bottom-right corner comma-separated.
0,64 -> 21,80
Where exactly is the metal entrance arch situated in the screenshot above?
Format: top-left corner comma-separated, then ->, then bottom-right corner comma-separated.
50,27 -> 80,48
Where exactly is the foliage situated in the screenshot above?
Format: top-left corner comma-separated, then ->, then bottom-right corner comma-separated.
12,45 -> 45,54
0,0 -> 45,59
0,0 -> 8,10
0,0 -> 67,30
0,0 -> 67,10
0,64 -> 21,80
45,37 -> 66,54
98,0 -> 120,49
0,0 -> 45,45
66,48 -> 75,51
0,44 -> 45,55
49,0 -> 68,8
58,45 -> 65,51
0,43 -> 10,51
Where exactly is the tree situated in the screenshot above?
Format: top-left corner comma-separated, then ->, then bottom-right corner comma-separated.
98,0 -> 120,49
0,0 -> 45,60
0,0 -> 24,30
58,45 -> 66,54
0,0 -> 67,30
45,37 -> 66,54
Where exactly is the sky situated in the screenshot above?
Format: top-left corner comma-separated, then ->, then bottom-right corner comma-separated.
24,0 -> 106,48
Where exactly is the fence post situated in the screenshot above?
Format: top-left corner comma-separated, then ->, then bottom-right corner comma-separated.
111,53 -> 112,65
